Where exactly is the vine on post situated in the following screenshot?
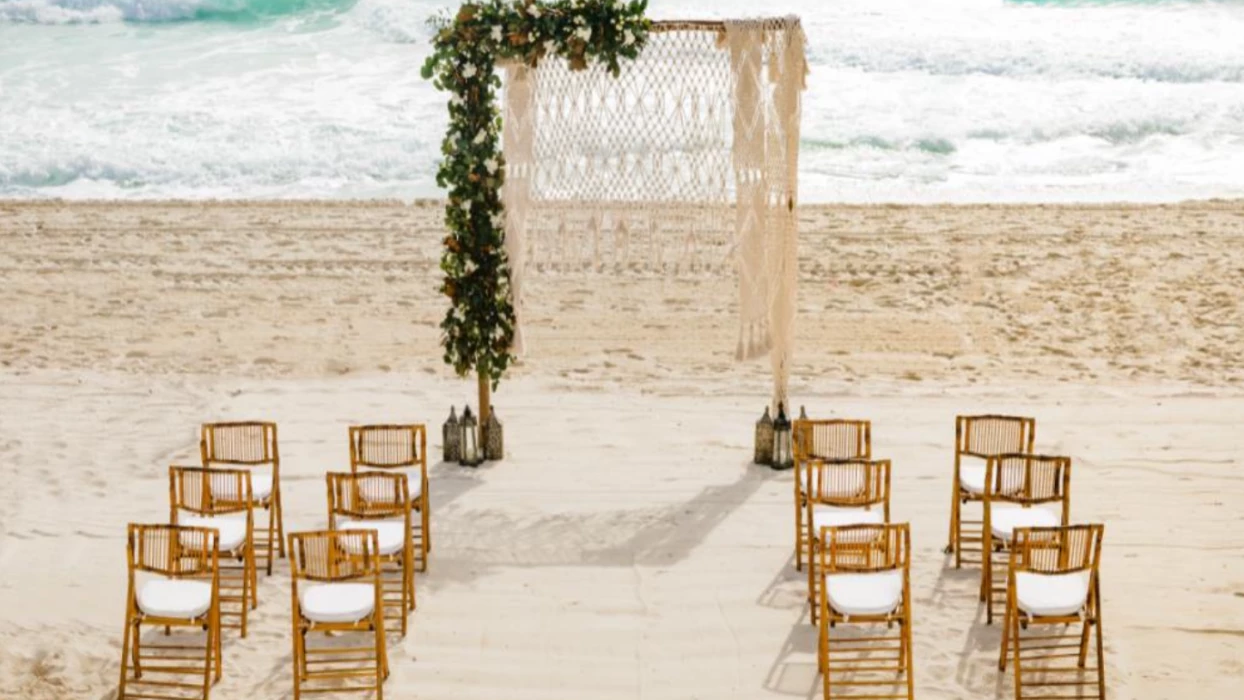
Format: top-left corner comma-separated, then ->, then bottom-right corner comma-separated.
421,0 -> 651,394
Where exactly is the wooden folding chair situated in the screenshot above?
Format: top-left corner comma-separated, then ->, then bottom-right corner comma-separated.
793,419 -> 871,571
118,523 -> 222,700
805,458 -> 891,625
947,415 -> 1035,568
981,454 -> 1071,625
817,523 -> 914,700
327,471 -> 416,636
349,424 -> 430,572
170,465 -> 257,637
1000,524 -> 1105,700
290,530 -> 390,700
201,422 -> 285,575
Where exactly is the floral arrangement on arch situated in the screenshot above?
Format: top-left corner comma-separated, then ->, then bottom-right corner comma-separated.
421,0 -> 651,389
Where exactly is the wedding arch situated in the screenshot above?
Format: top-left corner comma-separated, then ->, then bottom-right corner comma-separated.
424,2 -> 807,420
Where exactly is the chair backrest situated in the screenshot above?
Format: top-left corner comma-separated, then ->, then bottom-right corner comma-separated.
794,419 -> 871,462
349,424 -> 426,472
807,458 -> 891,510
984,454 -> 1071,508
818,522 -> 910,575
326,471 -> 410,526
201,422 -> 278,467
957,415 -> 1035,457
169,465 -> 253,517
127,523 -> 219,578
289,530 -> 381,583
1012,524 -> 1103,577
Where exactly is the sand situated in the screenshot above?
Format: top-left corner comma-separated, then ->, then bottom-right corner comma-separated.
0,199 -> 1242,700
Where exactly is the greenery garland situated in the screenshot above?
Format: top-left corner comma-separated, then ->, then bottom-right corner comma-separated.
421,0 -> 651,389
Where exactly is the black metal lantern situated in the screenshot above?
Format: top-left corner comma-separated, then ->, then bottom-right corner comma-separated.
753,406 -> 774,465
484,406 -> 504,461
771,402 -> 793,470
443,406 -> 460,462
458,405 -> 483,467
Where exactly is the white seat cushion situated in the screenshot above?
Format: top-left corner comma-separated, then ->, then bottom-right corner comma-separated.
1016,571 -> 1091,617
826,570 -> 904,617
811,505 -> 885,534
250,471 -> 274,501
299,583 -> 375,624
989,505 -> 1060,541
959,463 -> 986,494
179,514 -> 248,552
338,517 -> 408,555
137,579 -> 213,619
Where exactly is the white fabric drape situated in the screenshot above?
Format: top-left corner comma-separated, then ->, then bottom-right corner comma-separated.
502,17 -> 807,406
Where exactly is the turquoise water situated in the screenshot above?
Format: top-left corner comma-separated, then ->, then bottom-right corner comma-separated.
2,0 -> 1244,201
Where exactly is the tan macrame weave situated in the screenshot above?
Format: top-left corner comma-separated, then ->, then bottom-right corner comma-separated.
502,16 -> 807,404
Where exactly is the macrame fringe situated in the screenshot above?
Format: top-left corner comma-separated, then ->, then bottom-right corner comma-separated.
735,318 -> 773,361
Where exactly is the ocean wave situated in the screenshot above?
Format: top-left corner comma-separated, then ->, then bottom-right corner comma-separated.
0,0 -> 356,24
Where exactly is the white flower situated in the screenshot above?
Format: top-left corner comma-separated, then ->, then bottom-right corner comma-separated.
491,25 -> 502,42
573,14 -> 585,25
449,93 -> 463,106
464,260 -> 477,274
461,62 -> 477,79
528,4 -> 541,18
473,129 -> 487,145
484,158 -> 499,174
623,30 -> 635,46
491,213 -> 505,229
460,200 -> 471,212
544,39 -> 556,53
575,26 -> 592,42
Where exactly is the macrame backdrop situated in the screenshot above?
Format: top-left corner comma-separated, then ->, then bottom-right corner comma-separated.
502,16 -> 807,405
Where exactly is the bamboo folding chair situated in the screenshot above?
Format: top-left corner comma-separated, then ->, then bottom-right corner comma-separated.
981,454 -> 1071,625
1000,525 -> 1105,700
118,523 -> 222,700
201,422 -> 285,575
947,415 -> 1036,568
290,530 -> 389,700
349,424 -> 430,572
805,458 -> 892,625
793,419 -> 872,571
327,471 -> 416,636
170,465 -> 257,637
817,523 -> 914,700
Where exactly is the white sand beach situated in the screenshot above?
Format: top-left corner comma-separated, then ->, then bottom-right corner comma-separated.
1,200 -> 1242,699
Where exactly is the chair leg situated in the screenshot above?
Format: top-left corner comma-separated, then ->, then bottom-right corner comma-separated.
904,618 -> 915,700
807,536 -> 818,626
275,490 -> 287,559
1095,611 -> 1107,700
118,614 -> 133,698
980,529 -> 991,605
214,598 -> 223,682
249,541 -> 259,610
795,489 -> 803,572
401,550 -> 411,636
375,614 -> 389,700
1011,614 -> 1023,700
998,603 -> 1010,671
821,618 -> 832,700
202,619 -> 214,700
422,492 -> 432,556
292,627 -> 304,700
265,504 -> 276,576
1078,618 -> 1092,667
131,622 -> 143,679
